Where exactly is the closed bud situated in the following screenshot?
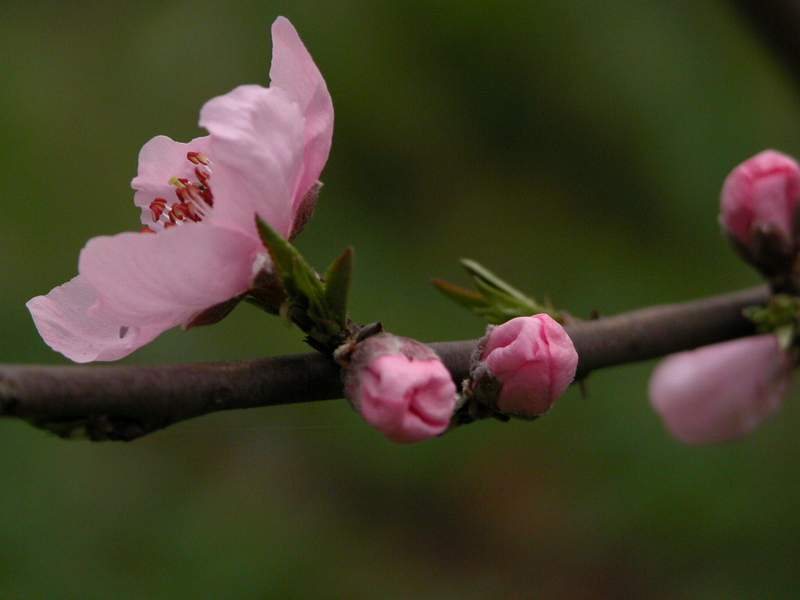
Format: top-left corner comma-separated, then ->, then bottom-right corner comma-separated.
469,314 -> 578,418
344,334 -> 457,443
720,150 -> 800,283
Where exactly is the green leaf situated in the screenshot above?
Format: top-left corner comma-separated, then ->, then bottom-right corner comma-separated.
744,295 -> 800,351
256,216 -> 354,350
256,217 -> 324,308
256,218 -> 295,281
324,247 -> 353,328
434,258 -> 564,325
460,258 -> 531,302
432,279 -> 486,309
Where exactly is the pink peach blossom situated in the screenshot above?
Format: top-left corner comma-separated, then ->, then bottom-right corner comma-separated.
28,17 -> 333,362
480,314 -> 578,417
649,335 -> 792,445
345,334 -> 457,443
720,149 -> 800,246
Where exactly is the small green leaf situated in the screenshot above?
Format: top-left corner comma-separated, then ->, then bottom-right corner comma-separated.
324,247 -> 353,328
743,294 -> 800,351
256,218 -> 295,282
435,258 -> 564,325
256,217 -> 324,307
471,277 -> 533,310
460,258 -> 530,302
432,279 -> 486,309
254,217 -> 356,351
290,255 -> 325,306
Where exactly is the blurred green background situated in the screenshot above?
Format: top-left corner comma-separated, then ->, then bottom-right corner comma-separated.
2,0 -> 799,597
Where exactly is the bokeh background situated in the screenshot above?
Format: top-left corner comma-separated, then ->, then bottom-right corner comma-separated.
2,0 -> 799,597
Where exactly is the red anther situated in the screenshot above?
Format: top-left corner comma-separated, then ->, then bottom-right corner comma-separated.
183,199 -> 203,222
195,167 -> 210,185
140,226 -> 155,234
150,198 -> 167,222
186,151 -> 210,166
170,202 -> 189,222
185,183 -> 206,207
145,155 -> 216,229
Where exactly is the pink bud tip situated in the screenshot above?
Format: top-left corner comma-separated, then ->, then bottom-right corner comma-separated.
649,335 -> 791,445
481,314 -> 578,417
720,150 -> 800,246
345,334 -> 457,443
353,354 -> 457,443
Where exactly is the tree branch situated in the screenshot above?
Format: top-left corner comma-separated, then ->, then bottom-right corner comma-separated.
731,0 -> 800,88
0,285 -> 768,441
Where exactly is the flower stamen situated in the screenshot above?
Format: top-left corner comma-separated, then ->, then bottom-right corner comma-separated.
145,151 -> 214,232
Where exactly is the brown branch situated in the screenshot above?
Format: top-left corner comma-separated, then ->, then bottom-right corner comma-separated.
731,0 -> 800,89
0,285 -> 768,441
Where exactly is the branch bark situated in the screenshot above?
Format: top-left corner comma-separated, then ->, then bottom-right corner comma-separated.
0,285 -> 768,441
731,0 -> 800,88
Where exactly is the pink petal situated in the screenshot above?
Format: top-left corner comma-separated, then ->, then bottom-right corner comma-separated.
270,16 -> 334,214
78,224 -> 258,324
199,85 -> 305,237
131,134 -> 211,226
481,314 -> 578,417
649,335 -> 791,444
358,355 -> 456,443
27,276 -> 168,363
483,318 -> 544,376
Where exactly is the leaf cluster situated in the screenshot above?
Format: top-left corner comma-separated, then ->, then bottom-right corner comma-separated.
257,218 -> 353,351
744,294 -> 800,350
433,259 -> 561,325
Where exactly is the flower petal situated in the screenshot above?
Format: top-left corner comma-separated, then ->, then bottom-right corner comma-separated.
270,16 -> 334,214
131,134 -> 211,226
27,276 -> 167,363
199,85 -> 305,237
79,224 -> 258,324
649,335 -> 791,444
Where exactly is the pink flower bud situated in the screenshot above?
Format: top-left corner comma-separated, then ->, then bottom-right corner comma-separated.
345,334 -> 457,443
649,335 -> 792,445
478,314 -> 578,417
720,150 -> 800,247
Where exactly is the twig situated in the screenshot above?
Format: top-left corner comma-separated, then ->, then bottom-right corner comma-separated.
0,285 -> 768,441
731,0 -> 800,87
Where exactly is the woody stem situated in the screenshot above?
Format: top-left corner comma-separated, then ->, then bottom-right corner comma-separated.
0,285 -> 768,442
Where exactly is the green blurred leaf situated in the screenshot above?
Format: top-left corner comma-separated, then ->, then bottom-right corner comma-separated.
460,258 -> 531,302
744,294 -> 800,350
432,279 -> 486,309
324,247 -> 353,328
435,258 -> 561,324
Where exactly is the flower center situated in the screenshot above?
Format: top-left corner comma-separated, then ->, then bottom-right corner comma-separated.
143,151 -> 214,233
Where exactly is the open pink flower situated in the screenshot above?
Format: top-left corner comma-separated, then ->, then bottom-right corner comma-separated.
27,17 -> 333,362
649,335 -> 792,444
